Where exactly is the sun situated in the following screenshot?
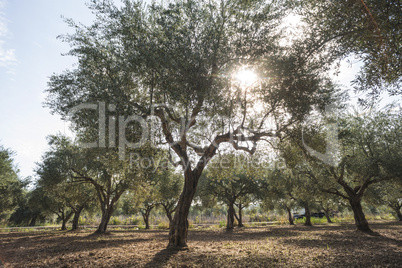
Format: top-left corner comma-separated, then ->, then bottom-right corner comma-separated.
234,68 -> 258,87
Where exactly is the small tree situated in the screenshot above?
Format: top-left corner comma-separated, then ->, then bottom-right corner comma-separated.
366,180 -> 402,221
157,172 -> 183,226
0,146 -> 25,223
285,110 -> 402,232
200,154 -> 261,230
36,136 -> 97,230
260,168 -> 298,225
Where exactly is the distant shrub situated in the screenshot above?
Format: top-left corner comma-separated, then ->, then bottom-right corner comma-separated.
110,217 -> 121,225
188,220 -> 194,229
78,216 -> 89,226
124,216 -> 142,225
218,220 -> 226,228
157,221 -> 169,229
248,214 -> 272,222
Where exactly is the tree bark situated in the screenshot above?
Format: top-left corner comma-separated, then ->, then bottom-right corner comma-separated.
162,203 -> 175,227
323,208 -> 333,223
168,170 -> 198,247
304,203 -> 312,226
141,205 -> 154,230
61,212 -> 73,231
286,207 -> 294,225
72,207 -> 84,231
396,210 -> 402,221
143,213 -> 150,229
388,203 -> 402,221
29,214 -> 37,226
349,199 -> 371,232
226,201 -> 236,230
96,202 -> 114,234
237,205 -> 244,227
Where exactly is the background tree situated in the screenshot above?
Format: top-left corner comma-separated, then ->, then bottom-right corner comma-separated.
285,109 -> 402,232
200,154 -> 261,230
261,167 -> 298,225
36,135 -> 97,230
0,146 -> 26,223
157,172 -> 183,226
366,180 -> 402,221
133,183 -> 159,230
68,146 -> 156,233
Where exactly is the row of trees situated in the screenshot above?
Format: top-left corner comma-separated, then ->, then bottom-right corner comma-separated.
198,109 -> 402,233
1,108 -> 401,235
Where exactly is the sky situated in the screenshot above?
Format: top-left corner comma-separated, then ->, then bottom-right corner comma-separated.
0,0 -> 95,178
0,1 -> 398,179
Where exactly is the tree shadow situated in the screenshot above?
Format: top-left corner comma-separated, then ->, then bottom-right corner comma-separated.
144,246 -> 183,268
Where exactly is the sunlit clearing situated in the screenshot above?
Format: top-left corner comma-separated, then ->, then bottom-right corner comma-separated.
234,69 -> 258,87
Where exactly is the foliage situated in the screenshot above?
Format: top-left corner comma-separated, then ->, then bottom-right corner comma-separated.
283,108 -> 402,231
0,146 -> 25,222
296,0 -> 401,102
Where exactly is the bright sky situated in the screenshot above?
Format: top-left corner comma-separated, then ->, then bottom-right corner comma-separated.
0,1 -> 398,179
0,0 -> 95,178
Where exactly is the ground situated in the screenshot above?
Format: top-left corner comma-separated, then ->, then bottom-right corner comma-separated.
0,221 -> 401,267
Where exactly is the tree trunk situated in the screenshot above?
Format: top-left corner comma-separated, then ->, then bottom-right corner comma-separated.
323,208 -> 333,223
389,204 -> 402,221
142,211 -> 150,230
168,171 -> 198,247
163,204 -> 174,227
286,207 -> 294,225
350,199 -> 371,232
396,210 -> 402,222
72,207 -> 84,231
304,203 -> 312,226
238,205 -> 243,227
226,201 -> 235,230
61,212 -> 73,231
96,205 -> 114,233
29,214 -> 37,226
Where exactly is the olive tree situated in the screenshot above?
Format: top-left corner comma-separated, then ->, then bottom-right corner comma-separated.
199,154 -> 262,230
0,146 -> 26,223
285,109 -> 401,232
46,0 -> 339,246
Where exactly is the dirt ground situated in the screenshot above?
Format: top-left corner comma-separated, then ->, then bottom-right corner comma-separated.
0,221 -> 401,267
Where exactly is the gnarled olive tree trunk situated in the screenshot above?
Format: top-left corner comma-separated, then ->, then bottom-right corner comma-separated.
141,205 -> 155,230
234,203 -> 244,227
168,155 -> 212,247
72,206 -> 84,231
388,202 -> 402,221
226,201 -> 236,230
60,210 -> 73,231
29,214 -> 38,226
96,207 -> 114,233
286,206 -> 294,225
162,203 -> 176,228
323,208 -> 333,223
168,171 -> 197,247
304,203 -> 312,226
349,199 -> 371,232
